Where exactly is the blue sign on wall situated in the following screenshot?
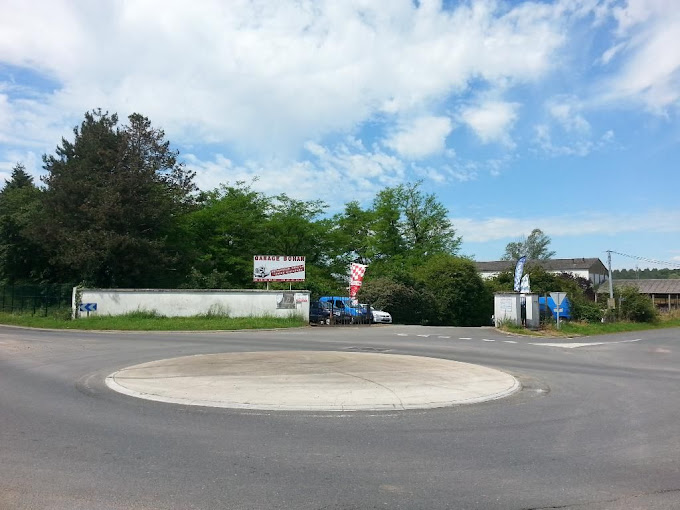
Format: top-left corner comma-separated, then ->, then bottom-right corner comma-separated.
79,303 -> 97,312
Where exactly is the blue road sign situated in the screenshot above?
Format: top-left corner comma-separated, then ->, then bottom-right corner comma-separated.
79,303 -> 97,312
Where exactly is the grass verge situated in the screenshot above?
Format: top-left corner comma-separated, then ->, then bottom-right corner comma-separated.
499,316 -> 680,337
0,311 -> 307,331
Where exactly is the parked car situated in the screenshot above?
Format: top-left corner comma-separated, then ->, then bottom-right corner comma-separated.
360,304 -> 393,324
309,301 -> 331,325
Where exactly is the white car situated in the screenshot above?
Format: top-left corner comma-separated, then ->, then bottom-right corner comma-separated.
360,304 -> 392,324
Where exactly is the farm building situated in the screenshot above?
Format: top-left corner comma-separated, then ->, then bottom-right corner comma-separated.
596,279 -> 680,312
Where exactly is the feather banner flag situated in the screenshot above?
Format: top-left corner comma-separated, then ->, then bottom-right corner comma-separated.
520,274 -> 531,293
513,256 -> 527,292
349,263 -> 367,298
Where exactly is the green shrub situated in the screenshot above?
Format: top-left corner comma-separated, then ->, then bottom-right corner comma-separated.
415,255 -> 493,326
358,277 -> 434,324
571,300 -> 604,323
619,286 -> 657,323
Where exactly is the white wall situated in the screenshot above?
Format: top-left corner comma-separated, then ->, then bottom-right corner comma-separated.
73,289 -> 310,320
494,293 -> 521,327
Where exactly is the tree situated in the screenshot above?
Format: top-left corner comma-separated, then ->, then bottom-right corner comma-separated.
36,110 -> 197,287
330,201 -> 376,265
179,182 -> 271,288
264,194 -> 329,263
3,163 -> 34,192
502,228 -> 555,260
0,164 -> 45,283
397,182 -> 461,257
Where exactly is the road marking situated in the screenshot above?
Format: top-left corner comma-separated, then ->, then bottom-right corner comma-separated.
530,338 -> 642,349
459,337 -> 471,340
482,339 -> 495,342
503,340 -> 517,344
438,336 -> 450,339
417,334 -> 431,338
396,333 -> 408,337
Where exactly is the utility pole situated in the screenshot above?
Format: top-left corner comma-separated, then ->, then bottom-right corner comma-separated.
606,250 -> 615,311
607,250 -> 613,299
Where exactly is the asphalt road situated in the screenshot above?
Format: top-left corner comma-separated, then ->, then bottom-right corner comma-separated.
1,324 -> 679,510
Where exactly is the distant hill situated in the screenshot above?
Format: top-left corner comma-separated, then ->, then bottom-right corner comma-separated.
613,268 -> 680,279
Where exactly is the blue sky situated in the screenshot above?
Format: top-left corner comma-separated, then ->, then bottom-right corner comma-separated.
1,0 -> 679,269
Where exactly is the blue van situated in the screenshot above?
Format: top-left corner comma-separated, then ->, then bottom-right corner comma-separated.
319,296 -> 371,323
538,296 -> 572,320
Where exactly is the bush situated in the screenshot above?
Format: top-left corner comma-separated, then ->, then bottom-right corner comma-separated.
358,277 -> 434,324
415,255 -> 493,326
619,286 -> 657,323
571,300 -> 603,323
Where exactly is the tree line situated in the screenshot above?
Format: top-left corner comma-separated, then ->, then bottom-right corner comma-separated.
2,110 -> 500,324
612,268 -> 680,279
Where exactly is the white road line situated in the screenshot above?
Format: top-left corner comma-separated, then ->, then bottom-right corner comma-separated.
438,336 -> 450,339
503,340 -> 517,344
530,338 -> 642,349
417,334 -> 431,338
396,333 -> 408,337
482,339 -> 495,342
459,337 -> 472,340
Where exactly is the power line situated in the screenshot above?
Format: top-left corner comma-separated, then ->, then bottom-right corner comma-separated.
607,250 -> 680,268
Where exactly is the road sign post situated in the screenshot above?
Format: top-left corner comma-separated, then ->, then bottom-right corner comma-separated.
549,292 -> 566,330
79,303 -> 97,318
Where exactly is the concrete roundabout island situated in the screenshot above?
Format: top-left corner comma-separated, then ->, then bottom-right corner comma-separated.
105,350 -> 520,411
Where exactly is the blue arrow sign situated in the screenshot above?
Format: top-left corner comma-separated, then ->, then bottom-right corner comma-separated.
79,303 -> 97,312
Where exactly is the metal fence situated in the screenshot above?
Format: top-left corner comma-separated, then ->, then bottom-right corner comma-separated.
0,284 -> 74,316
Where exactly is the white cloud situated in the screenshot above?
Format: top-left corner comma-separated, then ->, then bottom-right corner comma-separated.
459,101 -> 520,146
384,116 -> 452,159
186,138 -> 407,207
599,0 -> 680,112
533,124 -> 614,157
547,98 -> 591,133
0,0 -> 575,156
451,210 -> 680,243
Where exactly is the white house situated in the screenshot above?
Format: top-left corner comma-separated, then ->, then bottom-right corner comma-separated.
475,258 -> 608,285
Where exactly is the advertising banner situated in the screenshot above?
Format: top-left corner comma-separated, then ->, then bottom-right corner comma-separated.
520,274 -> 531,293
253,255 -> 306,282
349,262 -> 367,298
513,256 -> 527,292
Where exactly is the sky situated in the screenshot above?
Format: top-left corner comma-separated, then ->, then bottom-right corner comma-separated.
1,0 -> 679,270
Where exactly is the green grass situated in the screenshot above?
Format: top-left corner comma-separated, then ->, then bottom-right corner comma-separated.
554,318 -> 680,336
499,316 -> 680,337
0,310 -> 307,331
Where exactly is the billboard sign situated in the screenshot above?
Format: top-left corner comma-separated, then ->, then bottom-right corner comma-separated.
253,255 -> 306,282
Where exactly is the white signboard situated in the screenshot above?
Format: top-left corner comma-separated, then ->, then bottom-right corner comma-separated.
253,255 -> 306,282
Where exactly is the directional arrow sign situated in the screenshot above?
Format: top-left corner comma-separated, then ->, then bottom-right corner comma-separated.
79,303 -> 97,312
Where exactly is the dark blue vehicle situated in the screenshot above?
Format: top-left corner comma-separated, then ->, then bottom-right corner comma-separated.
309,301 -> 331,325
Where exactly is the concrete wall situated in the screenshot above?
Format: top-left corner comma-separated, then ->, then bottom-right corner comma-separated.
73,288 -> 310,320
494,293 -> 521,327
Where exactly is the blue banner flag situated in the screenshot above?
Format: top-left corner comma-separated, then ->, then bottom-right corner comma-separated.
513,256 -> 527,292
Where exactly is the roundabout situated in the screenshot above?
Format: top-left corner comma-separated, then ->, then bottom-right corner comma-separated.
105,350 -> 520,411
